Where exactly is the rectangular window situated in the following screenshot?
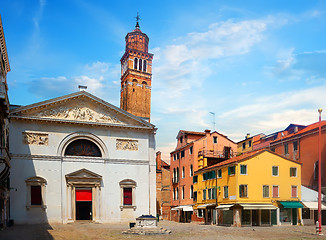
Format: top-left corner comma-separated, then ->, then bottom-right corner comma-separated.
208,189 -> 212,199
182,187 -> 185,199
284,143 -> 288,155
198,209 -> 203,218
242,142 -> 246,150
212,188 -> 217,199
290,167 -> 297,177
181,150 -> 185,158
248,140 -> 252,147
123,187 -> 132,205
213,136 -> 218,144
239,184 -> 248,198
272,166 -> 279,176
263,185 -> 269,198
240,165 -> 247,175
223,186 -> 228,198
190,146 -> 193,155
193,176 -> 198,183
180,137 -> 183,143
203,189 -> 206,200
272,185 -> 279,198
228,166 -> 235,176
177,152 -> 180,160
293,141 -> 298,152
194,191 -> 197,201
173,154 -> 176,161
217,169 -> 222,178
291,186 -> 297,198
31,186 -> 42,205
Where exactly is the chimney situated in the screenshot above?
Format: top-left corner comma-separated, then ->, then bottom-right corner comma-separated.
156,151 -> 162,170
246,133 -> 250,139
205,129 -> 211,134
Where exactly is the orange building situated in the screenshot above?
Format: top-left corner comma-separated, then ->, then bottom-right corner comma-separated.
170,129 -> 237,222
156,151 -> 171,220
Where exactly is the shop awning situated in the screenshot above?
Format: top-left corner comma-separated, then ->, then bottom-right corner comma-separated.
279,201 -> 304,208
302,202 -> 326,210
239,204 -> 277,210
171,205 -> 193,211
197,203 -> 216,209
216,204 -> 233,210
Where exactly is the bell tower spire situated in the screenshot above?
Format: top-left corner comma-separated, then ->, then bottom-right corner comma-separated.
120,14 -> 154,122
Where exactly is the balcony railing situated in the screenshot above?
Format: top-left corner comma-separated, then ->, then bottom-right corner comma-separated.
198,149 -> 237,159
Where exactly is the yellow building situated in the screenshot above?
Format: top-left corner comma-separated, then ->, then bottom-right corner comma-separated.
193,150 -> 302,226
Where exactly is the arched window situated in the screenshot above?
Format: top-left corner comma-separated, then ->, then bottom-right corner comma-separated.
142,81 -> 147,89
65,139 -> 102,157
143,60 -> 147,72
134,58 -> 138,69
138,59 -> 142,71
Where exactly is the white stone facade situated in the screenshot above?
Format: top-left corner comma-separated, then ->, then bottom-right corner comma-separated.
9,91 -> 156,224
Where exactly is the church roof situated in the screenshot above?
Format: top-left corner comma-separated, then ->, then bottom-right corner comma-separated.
10,91 -> 156,131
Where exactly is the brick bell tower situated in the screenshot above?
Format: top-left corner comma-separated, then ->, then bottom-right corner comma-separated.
120,14 -> 154,122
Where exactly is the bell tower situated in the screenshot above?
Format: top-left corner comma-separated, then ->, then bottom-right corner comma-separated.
120,15 -> 154,122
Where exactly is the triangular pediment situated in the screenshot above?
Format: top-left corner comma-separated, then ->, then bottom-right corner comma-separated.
10,91 -> 154,129
66,168 -> 102,179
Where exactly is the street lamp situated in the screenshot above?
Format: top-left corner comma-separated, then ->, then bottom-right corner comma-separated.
318,108 -> 322,235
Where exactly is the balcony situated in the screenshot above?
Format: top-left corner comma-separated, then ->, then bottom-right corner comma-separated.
198,149 -> 236,159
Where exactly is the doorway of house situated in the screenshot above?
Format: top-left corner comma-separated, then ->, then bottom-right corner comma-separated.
252,210 -> 259,226
76,189 -> 92,220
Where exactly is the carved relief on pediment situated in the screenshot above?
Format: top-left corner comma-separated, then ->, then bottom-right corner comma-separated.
116,139 -> 138,151
23,132 -> 48,145
37,106 -> 124,124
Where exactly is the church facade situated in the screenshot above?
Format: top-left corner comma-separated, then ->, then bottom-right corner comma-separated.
9,22 -> 156,224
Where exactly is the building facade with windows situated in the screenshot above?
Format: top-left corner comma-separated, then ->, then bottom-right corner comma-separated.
270,121 -> 326,192
9,22 -> 157,224
170,129 -> 236,223
0,15 -> 11,228
9,91 -> 156,224
193,150 -> 302,227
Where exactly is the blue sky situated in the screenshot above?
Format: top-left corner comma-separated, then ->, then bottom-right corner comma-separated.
2,0 -> 326,160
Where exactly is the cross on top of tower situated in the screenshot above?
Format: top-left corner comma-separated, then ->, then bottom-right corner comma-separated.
135,12 -> 141,29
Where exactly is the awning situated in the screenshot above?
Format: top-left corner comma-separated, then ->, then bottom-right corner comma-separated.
279,201 -> 304,208
197,203 -> 216,209
216,204 -> 233,210
171,205 -> 193,211
239,204 -> 277,210
302,202 -> 326,210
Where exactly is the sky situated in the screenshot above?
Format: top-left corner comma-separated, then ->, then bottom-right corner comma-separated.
2,0 -> 326,160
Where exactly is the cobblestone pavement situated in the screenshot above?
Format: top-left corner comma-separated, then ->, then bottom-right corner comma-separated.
1,221 -> 326,240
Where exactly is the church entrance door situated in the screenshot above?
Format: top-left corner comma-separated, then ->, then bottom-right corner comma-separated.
76,189 -> 92,220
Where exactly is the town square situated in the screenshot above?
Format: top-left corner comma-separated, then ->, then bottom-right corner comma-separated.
1,0 -> 326,239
